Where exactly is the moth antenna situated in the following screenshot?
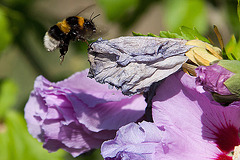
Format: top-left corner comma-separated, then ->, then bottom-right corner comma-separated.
76,4 -> 95,16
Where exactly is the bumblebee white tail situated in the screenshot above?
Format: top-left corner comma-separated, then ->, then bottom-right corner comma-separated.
44,32 -> 60,51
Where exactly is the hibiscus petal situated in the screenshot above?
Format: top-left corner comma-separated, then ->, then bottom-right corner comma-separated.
152,71 -> 240,159
101,121 -> 163,160
25,69 -> 146,157
69,94 -> 146,132
24,92 -> 45,141
57,69 -> 128,107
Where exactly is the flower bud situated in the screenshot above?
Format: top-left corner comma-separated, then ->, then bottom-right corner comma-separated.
196,60 -> 240,104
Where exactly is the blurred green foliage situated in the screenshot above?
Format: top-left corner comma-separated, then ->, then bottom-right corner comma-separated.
0,111 -> 65,160
0,9 -> 12,54
0,79 -> 65,160
0,79 -> 17,119
224,0 -> 240,60
0,0 -> 240,159
226,0 -> 240,37
98,0 -> 139,21
238,0 -> 240,22
163,0 -> 207,33
98,0 -> 159,30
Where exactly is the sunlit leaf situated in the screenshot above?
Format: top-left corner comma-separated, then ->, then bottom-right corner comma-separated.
132,31 -> 145,36
133,26 -> 210,43
159,31 -> 185,39
132,32 -> 159,37
225,35 -> 240,60
179,26 -> 210,43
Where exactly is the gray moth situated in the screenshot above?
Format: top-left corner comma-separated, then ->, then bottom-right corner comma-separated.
88,36 -> 194,95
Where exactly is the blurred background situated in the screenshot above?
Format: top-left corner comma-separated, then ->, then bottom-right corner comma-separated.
0,0 -> 239,159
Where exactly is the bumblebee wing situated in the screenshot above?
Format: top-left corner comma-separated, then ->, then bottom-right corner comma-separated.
44,32 -> 60,51
88,24 -> 108,41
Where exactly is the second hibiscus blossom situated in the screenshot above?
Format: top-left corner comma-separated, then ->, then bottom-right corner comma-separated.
24,69 -> 146,157
101,71 -> 240,160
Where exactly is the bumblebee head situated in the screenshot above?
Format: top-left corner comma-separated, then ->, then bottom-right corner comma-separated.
84,19 -> 96,33
85,13 -> 100,33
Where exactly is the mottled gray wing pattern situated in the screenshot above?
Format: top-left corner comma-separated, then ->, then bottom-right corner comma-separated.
88,36 -> 193,95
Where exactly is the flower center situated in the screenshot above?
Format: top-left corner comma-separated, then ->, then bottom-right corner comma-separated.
214,125 -> 240,153
216,153 -> 232,160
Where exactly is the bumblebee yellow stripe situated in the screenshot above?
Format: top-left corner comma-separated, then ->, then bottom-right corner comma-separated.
56,19 -> 71,34
77,16 -> 84,29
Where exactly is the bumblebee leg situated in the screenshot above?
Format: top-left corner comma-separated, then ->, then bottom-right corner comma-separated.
59,54 -> 65,65
59,38 -> 70,64
78,37 -> 89,46
84,39 -> 89,46
87,43 -> 93,51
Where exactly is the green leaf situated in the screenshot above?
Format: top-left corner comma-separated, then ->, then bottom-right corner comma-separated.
133,26 -> 210,43
225,35 -> 240,60
163,0 -> 207,34
132,32 -> 159,37
132,31 -> 145,36
179,26 -> 210,43
159,31 -> 185,39
0,111 -> 65,160
225,35 -> 237,60
218,60 -> 240,74
147,33 -> 158,37
0,79 -> 18,119
225,73 -> 240,97
0,8 -> 12,53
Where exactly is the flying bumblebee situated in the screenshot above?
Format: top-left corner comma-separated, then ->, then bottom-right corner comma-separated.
44,8 -> 100,63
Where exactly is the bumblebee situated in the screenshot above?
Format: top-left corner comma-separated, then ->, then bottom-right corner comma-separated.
44,13 -> 100,63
